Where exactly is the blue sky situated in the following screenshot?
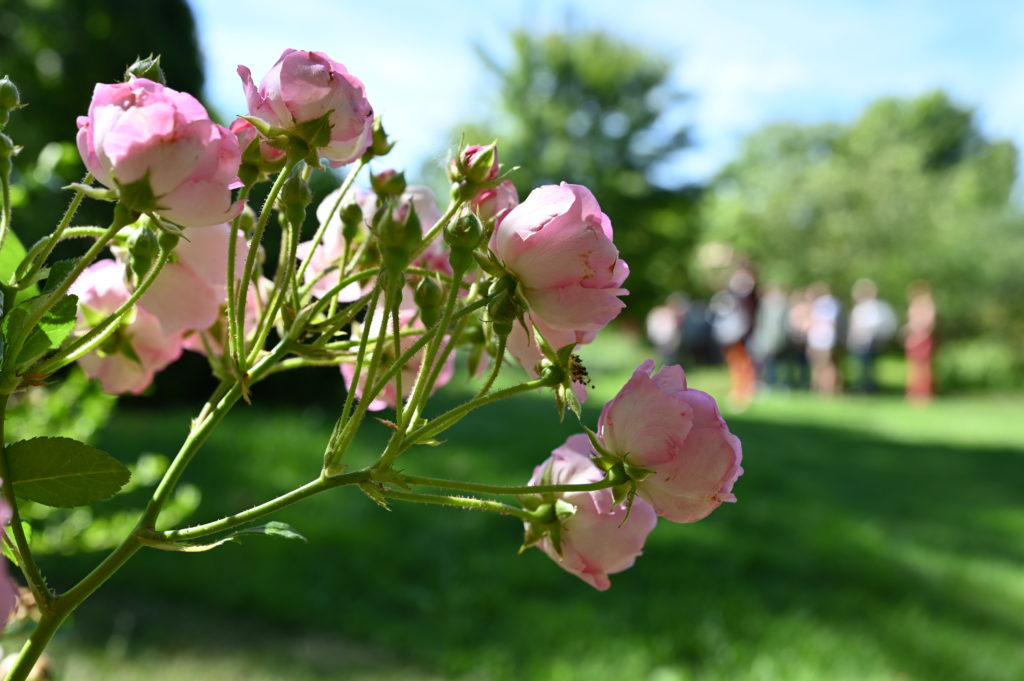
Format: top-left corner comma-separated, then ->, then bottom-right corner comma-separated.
188,0 -> 1024,185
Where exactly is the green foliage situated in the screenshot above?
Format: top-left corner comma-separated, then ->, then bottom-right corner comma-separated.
0,0 -> 204,244
937,338 -> 1024,391
460,30 -> 702,316
6,435 -> 130,507
43,367 -> 1024,681
705,91 -> 1023,348
1,292 -> 77,367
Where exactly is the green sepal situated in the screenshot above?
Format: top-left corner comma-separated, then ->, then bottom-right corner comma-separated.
358,481 -> 391,510
116,172 -> 162,214
62,183 -> 118,202
473,251 -> 507,279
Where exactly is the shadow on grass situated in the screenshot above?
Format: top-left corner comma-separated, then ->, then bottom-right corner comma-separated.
41,393 -> 1024,681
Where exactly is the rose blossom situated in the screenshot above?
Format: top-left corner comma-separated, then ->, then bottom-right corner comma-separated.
489,182 -> 628,335
76,78 -> 243,228
470,180 -> 518,224
134,224 -> 250,336
527,434 -> 657,591
597,360 -> 743,523
238,49 -> 373,167
70,260 -> 183,395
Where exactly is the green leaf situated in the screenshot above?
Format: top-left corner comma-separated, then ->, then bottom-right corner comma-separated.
0,230 -> 36,296
236,521 -> 307,543
7,294 -> 79,366
42,259 -> 77,294
7,436 -> 130,508
142,521 -> 307,553
0,521 -> 32,566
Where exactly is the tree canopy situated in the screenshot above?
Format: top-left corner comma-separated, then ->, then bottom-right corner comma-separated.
460,29 -> 702,317
705,91 -> 1023,346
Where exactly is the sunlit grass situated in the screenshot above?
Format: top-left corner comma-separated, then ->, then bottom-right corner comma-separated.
17,330 -> 1024,681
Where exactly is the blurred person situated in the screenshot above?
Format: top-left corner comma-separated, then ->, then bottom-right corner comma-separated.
784,287 -> 813,389
905,280 -> 936,402
846,278 -> 898,393
645,293 -> 688,365
710,262 -> 758,405
749,283 -> 790,389
679,298 -> 716,365
807,282 -> 842,395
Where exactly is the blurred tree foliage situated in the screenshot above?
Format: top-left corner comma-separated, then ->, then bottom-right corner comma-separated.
0,0 -> 204,245
706,91 -> 1024,350
459,30 -> 702,318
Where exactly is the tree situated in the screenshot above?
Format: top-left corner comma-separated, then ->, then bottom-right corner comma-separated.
0,0 -> 205,244
459,29 -> 702,317
705,91 -> 1023,349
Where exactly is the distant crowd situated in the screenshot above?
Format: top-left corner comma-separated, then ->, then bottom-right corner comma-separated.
646,264 -> 937,407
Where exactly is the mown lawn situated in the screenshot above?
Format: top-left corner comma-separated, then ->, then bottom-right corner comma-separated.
14,333 -> 1024,680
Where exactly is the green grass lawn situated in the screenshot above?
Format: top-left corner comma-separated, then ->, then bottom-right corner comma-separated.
11,333 -> 1024,680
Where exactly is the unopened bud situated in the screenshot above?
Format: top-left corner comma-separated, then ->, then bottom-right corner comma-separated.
377,200 -> 421,271
413,276 -> 445,327
157,229 -> 180,253
487,289 -> 519,339
124,55 -> 166,84
0,76 -> 21,128
281,174 -> 312,227
415,276 -> 444,308
444,213 -> 484,253
0,133 -> 17,166
370,169 -> 406,197
237,205 -> 257,236
340,202 -> 363,242
127,221 -> 160,279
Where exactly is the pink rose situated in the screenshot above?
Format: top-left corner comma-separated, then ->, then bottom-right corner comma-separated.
598,360 -> 743,523
528,434 -> 657,591
489,182 -> 628,335
0,496 -> 18,631
451,143 -> 499,184
76,78 -> 243,228
341,297 -> 454,411
470,180 -> 518,224
136,223 -> 249,336
70,260 -> 183,395
238,49 -> 373,167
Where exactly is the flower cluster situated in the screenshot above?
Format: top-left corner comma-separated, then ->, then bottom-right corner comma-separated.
66,48 -> 742,588
0,46 -> 744,654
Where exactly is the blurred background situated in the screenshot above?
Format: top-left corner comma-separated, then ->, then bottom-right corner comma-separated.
1,0 -> 1023,679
